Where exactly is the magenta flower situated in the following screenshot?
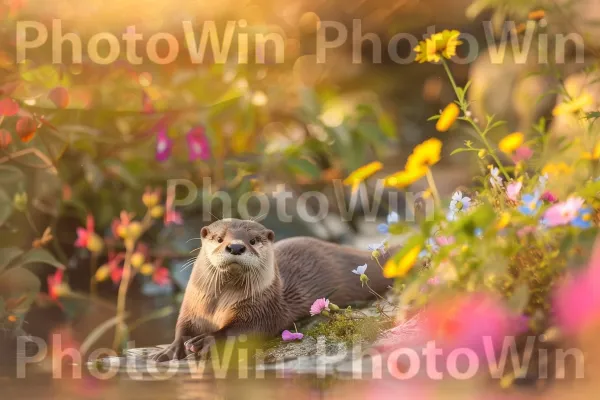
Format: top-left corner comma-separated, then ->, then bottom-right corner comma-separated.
512,146 -> 533,163
554,240 -> 600,334
186,126 -> 211,161
506,181 -> 522,201
281,330 -> 304,341
543,196 -> 585,227
310,298 -> 330,316
155,129 -> 173,162
541,191 -> 558,203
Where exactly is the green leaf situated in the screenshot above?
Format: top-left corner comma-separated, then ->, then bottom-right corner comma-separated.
287,158 -> 320,179
450,148 -> 478,156
0,247 -> 24,272
0,189 -> 13,226
0,268 -> 41,311
103,159 -> 141,188
16,248 -> 64,269
0,166 -> 25,185
378,112 -> 396,138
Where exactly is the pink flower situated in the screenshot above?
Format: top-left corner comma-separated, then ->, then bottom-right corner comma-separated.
435,236 -> 455,246
543,196 -> 585,227
155,129 -> 173,162
310,298 -> 330,316
517,225 -> 536,238
512,146 -> 533,163
506,181 -> 522,201
418,293 -> 527,356
554,240 -> 600,335
541,191 -> 558,203
47,269 -> 66,300
186,126 -> 211,161
107,252 -> 125,284
74,214 -> 95,248
281,330 -> 304,341
427,276 -> 441,286
152,266 -> 171,286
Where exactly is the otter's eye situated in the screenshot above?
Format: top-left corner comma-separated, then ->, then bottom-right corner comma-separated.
249,238 -> 256,245
217,237 -> 223,243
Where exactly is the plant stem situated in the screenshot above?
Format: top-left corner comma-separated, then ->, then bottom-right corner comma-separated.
89,253 -> 98,297
440,59 -> 510,180
425,168 -> 441,207
112,242 -> 133,351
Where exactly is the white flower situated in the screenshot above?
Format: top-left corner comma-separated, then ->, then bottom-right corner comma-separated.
352,264 -> 368,275
489,167 -> 503,188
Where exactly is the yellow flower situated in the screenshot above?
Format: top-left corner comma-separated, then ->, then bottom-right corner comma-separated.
126,222 -> 143,240
86,234 -> 104,253
542,162 -> 573,176
343,161 -> 383,193
383,167 -> 427,188
406,138 -> 442,170
131,252 -> 145,268
383,245 -> 421,278
140,263 -> 155,276
582,143 -> 600,160
496,212 -> 511,230
142,188 -> 161,208
552,92 -> 593,116
414,30 -> 462,63
499,132 -> 524,154
150,205 -> 165,218
436,103 -> 460,132
95,265 -> 111,282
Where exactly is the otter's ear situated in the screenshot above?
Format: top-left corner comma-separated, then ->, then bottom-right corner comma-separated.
201,227 -> 209,239
266,230 -> 275,242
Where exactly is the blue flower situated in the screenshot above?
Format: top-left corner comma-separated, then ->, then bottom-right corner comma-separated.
474,228 -> 483,238
572,207 -> 593,229
352,263 -> 368,275
378,211 -> 400,234
518,193 -> 542,216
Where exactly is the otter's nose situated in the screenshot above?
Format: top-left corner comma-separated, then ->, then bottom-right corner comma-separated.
225,243 -> 246,255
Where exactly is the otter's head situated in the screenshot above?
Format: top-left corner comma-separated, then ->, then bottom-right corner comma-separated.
197,219 -> 276,295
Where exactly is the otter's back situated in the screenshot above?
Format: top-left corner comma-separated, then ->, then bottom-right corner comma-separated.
273,237 -> 393,322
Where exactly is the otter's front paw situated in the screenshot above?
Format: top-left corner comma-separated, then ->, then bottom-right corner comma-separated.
184,334 -> 217,356
151,339 -> 188,362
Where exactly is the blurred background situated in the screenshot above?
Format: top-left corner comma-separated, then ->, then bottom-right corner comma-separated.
1,0 -> 600,398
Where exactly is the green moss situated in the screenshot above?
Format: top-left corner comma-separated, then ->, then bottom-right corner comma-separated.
305,315 -> 392,345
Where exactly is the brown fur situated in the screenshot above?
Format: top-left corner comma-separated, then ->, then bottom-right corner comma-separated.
152,219 -> 394,361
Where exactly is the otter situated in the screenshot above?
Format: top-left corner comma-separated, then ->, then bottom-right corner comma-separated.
151,218 -> 394,361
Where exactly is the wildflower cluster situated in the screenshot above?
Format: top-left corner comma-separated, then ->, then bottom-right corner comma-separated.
341,29 -> 600,347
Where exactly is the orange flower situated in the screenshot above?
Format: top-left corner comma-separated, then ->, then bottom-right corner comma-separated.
528,10 -> 545,21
